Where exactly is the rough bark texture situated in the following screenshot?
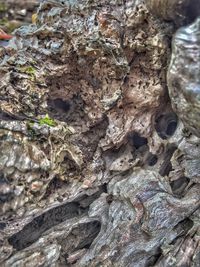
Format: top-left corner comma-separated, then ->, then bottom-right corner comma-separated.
0,1 -> 199,266
0,0 -> 38,33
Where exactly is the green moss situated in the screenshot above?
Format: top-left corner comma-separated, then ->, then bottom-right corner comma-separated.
19,66 -> 36,81
0,17 -> 23,33
20,66 -> 36,75
39,114 -> 57,127
0,3 -> 7,12
0,17 -> 8,25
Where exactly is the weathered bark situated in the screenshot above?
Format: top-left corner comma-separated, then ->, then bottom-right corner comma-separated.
0,0 -> 38,33
0,0 -> 199,266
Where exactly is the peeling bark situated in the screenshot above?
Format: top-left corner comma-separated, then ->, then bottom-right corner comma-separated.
0,1 -> 199,266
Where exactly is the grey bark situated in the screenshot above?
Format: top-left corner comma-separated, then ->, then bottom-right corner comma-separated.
0,0 -> 200,266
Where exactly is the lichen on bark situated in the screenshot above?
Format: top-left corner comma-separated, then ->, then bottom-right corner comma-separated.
0,1 -> 200,267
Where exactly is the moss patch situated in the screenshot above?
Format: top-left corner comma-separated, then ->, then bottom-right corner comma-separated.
0,3 -> 7,12
39,114 -> 57,127
19,65 -> 36,81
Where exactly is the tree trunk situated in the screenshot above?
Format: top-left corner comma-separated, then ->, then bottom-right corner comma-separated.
0,0 -> 199,266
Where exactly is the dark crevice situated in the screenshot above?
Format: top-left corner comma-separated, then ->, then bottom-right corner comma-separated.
48,98 -> 71,113
0,173 -> 14,203
47,94 -> 88,125
170,176 -> 190,197
8,201 -> 85,251
147,216 -> 192,267
159,144 -> 177,176
0,110 -> 21,121
106,194 -> 113,204
47,98 -> 72,122
42,176 -> 69,199
146,247 -> 162,267
78,186 -> 107,208
184,0 -> 200,24
8,186 -> 105,251
75,221 -> 101,250
101,183 -> 108,193
0,222 -> 6,230
146,153 -> 158,166
128,132 -> 148,149
155,112 -> 178,140
0,110 -> 38,122
170,218 -> 194,246
159,161 -> 172,177
62,220 -> 101,265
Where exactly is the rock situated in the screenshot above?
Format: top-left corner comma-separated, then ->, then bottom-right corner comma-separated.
0,1 -> 199,266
